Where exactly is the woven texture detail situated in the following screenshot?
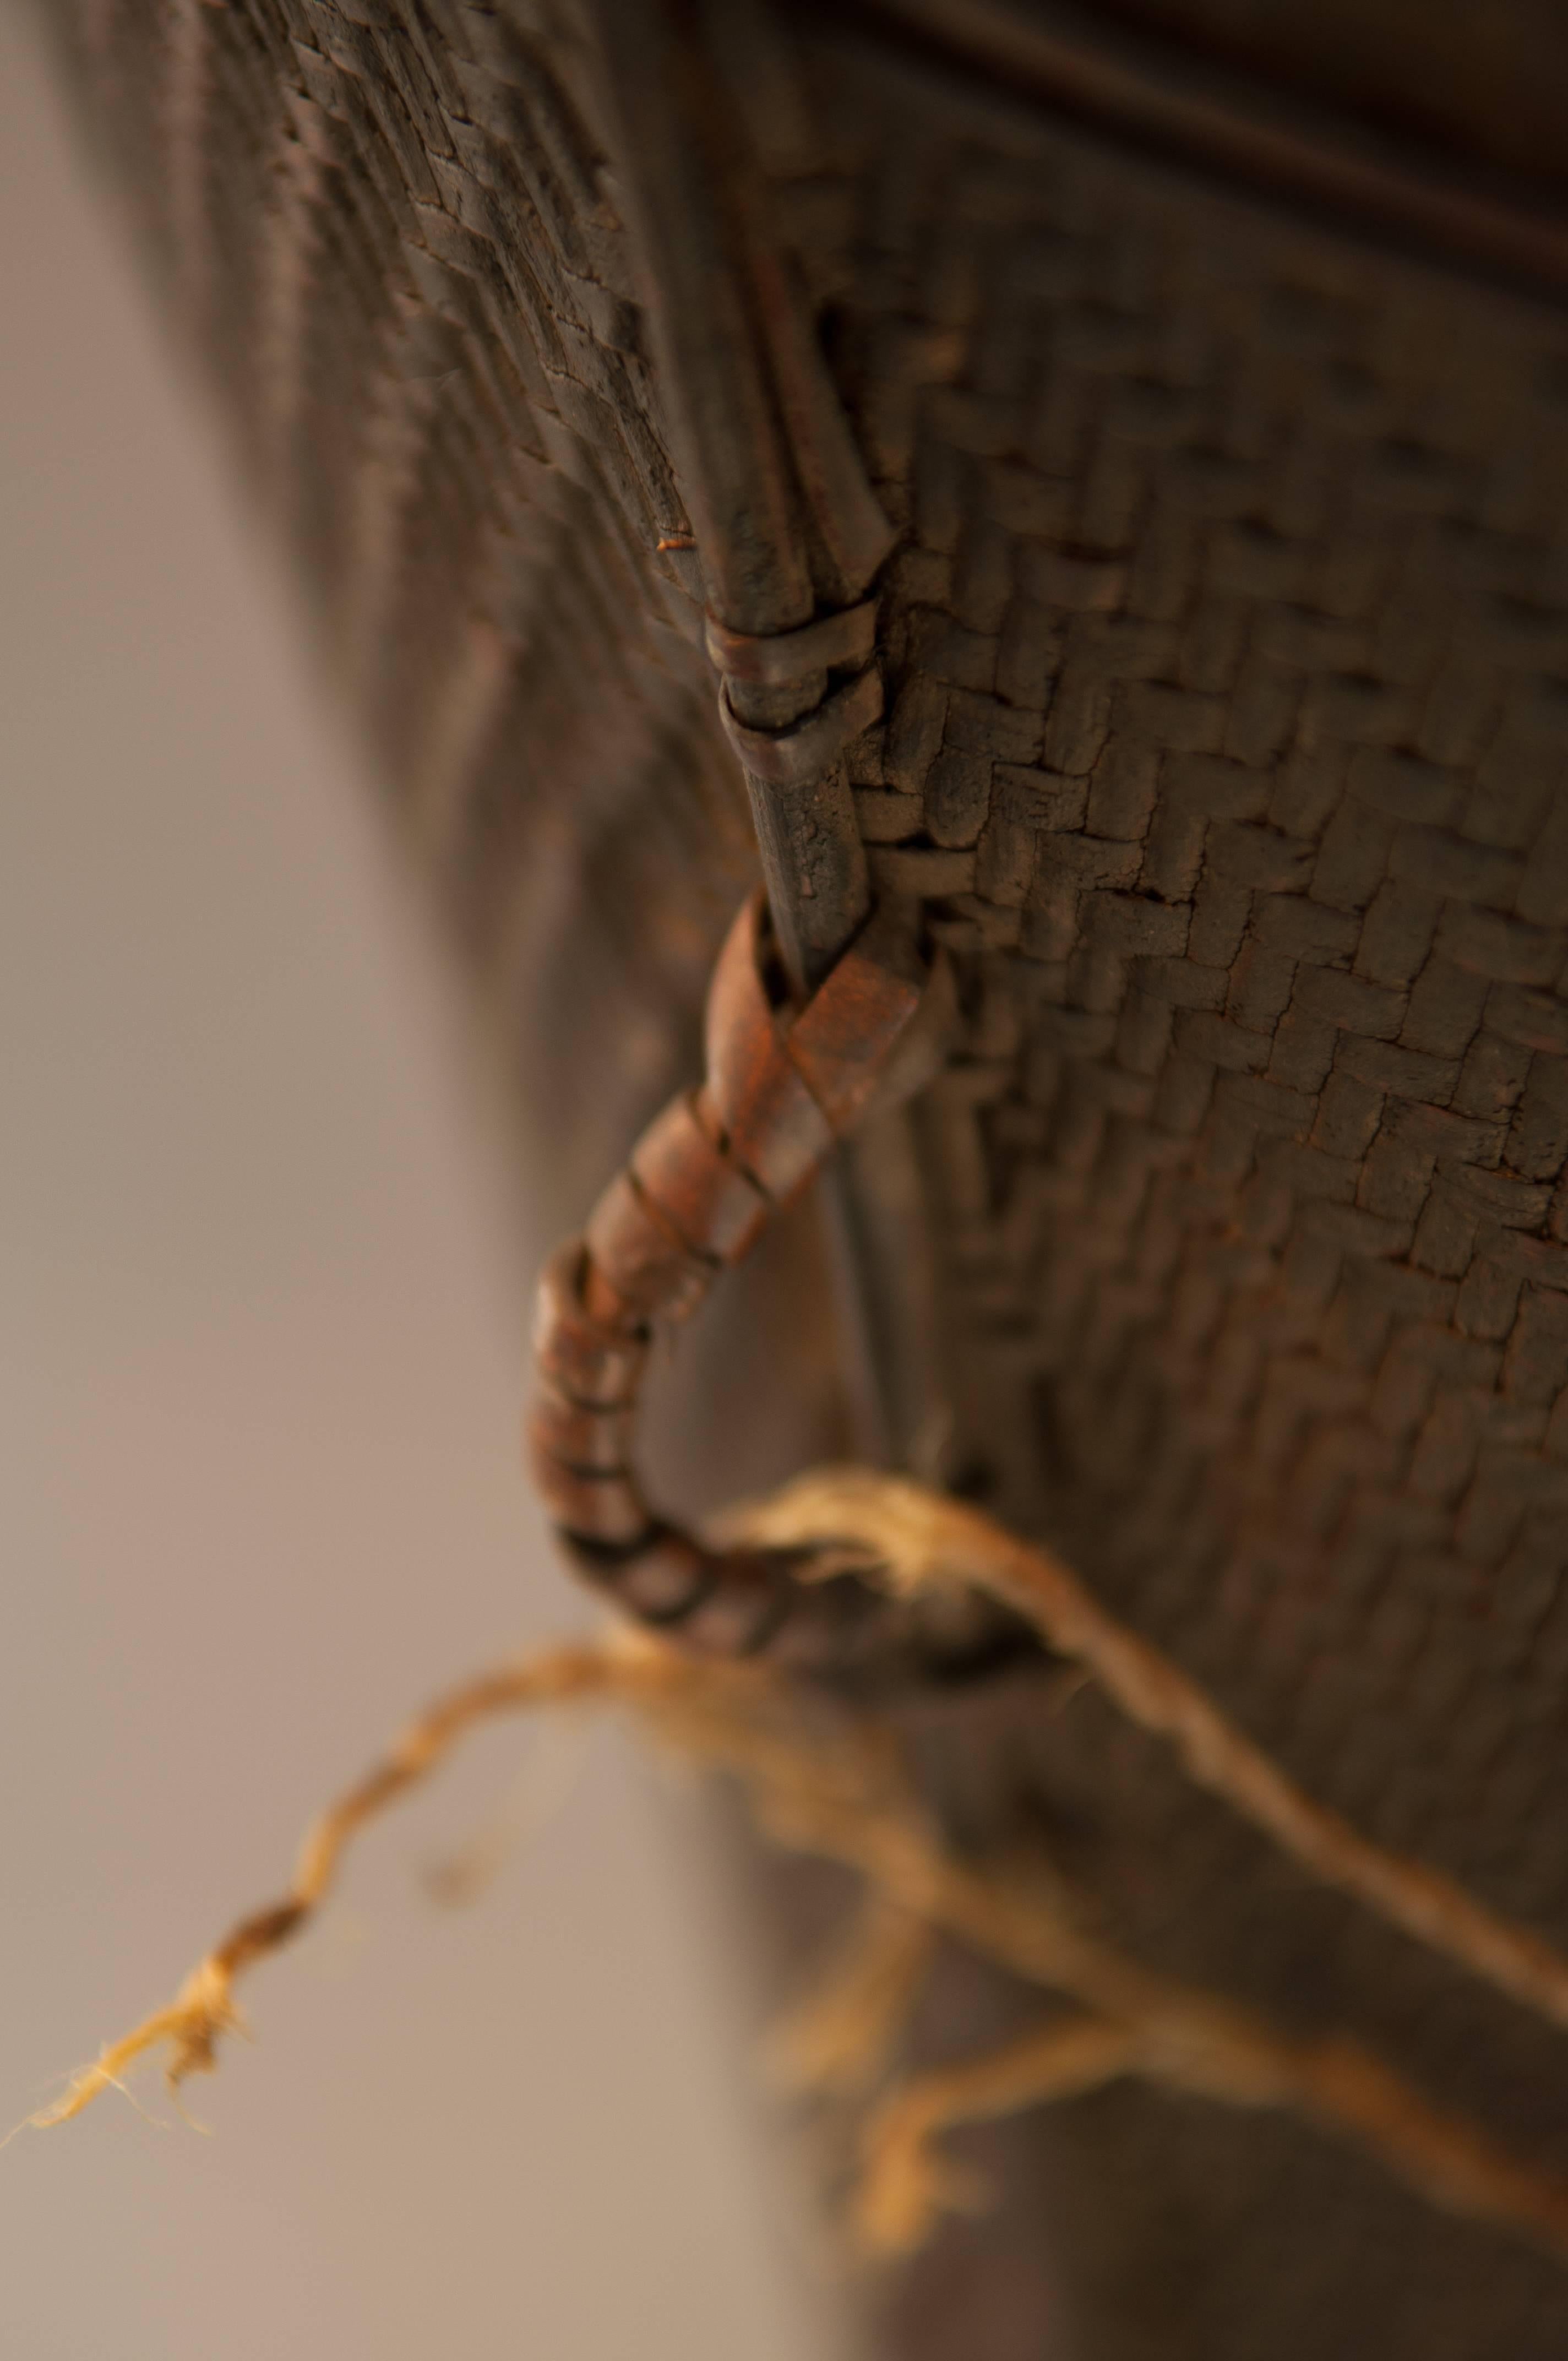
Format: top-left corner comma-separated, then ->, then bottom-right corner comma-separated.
48,4 -> 1568,2355
64,0 -> 766,1217
780,34 -> 1568,2357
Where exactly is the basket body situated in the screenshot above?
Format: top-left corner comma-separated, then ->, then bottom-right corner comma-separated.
48,4 -> 1568,2353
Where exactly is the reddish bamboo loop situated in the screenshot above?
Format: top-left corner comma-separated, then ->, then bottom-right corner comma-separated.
528,886 -> 927,1666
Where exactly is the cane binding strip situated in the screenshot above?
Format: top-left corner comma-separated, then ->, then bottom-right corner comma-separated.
529,886 -> 929,1664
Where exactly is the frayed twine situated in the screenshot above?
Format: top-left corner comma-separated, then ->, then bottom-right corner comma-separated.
854,2016 -> 1137,2251
28,1643 -> 669,2130
764,1898 -> 934,2099
24,1473 -> 1568,2270
724,1467 -> 1568,2041
850,2001 -> 1568,2259
639,1630 -> 1568,2262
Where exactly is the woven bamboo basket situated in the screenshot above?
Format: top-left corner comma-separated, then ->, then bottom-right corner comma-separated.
43,4 -> 1568,2353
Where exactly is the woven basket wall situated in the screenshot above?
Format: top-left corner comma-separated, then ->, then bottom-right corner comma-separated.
46,4 -> 1568,2354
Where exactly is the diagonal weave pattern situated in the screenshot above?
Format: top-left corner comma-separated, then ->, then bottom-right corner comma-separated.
777,29 -> 1568,2356
786,24 -> 1568,1943
68,0 -> 759,1216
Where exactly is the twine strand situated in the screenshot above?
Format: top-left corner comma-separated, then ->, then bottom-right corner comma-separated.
27,1484 -> 1568,2269
726,1468 -> 1568,2037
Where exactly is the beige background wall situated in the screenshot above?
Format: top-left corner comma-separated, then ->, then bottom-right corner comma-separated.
0,15 -> 845,2357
